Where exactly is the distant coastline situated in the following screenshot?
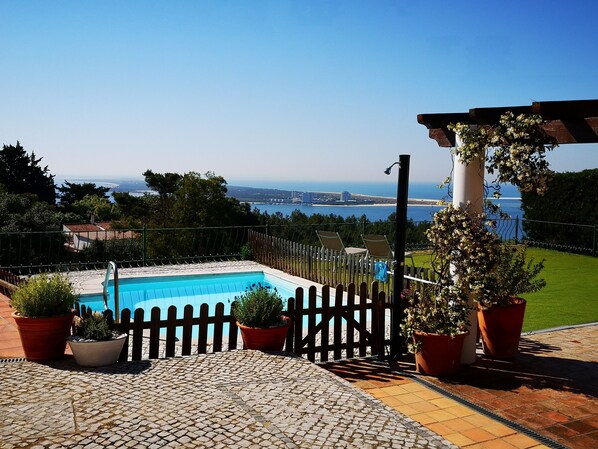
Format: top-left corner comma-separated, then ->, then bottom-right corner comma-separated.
58,177 -> 521,221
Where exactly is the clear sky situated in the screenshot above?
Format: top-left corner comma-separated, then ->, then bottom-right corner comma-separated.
2,0 -> 597,185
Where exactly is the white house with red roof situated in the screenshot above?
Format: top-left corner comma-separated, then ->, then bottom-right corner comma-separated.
62,221 -> 134,251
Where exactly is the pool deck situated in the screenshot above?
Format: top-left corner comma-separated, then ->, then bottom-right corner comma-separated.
1,263 -> 596,448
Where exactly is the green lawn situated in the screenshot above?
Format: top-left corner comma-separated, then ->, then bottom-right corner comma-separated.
411,248 -> 598,332
522,248 -> 598,331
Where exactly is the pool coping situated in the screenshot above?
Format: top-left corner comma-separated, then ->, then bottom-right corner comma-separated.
68,261 -> 325,297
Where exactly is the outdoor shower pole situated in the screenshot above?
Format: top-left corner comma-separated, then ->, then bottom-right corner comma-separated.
388,154 -> 410,360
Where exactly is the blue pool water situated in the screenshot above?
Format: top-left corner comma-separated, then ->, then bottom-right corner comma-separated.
79,271 -> 305,317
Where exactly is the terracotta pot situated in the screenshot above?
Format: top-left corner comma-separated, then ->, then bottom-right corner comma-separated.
237,316 -> 292,351
478,297 -> 526,359
12,311 -> 75,362
413,330 -> 469,377
68,333 -> 127,367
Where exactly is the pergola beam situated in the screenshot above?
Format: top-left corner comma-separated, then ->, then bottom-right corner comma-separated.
417,99 -> 598,147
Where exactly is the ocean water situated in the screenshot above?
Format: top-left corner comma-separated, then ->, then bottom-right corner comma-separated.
242,181 -> 522,222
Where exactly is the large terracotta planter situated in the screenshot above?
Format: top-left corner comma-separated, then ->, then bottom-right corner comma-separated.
413,330 -> 469,377
68,333 -> 127,367
12,311 -> 75,362
237,316 -> 292,351
478,297 -> 526,359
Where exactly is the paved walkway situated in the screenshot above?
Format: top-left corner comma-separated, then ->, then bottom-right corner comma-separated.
325,324 -> 597,449
0,350 -> 455,449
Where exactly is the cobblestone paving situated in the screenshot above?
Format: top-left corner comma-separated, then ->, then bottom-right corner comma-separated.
0,351 -> 457,448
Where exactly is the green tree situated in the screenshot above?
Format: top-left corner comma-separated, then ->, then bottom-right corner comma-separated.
71,195 -> 119,222
112,192 -> 154,227
0,191 -> 66,270
57,181 -> 110,208
172,172 -> 250,227
0,141 -> 56,204
0,192 -> 62,232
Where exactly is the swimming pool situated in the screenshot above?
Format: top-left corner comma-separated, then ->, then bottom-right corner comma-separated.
79,271 -> 307,317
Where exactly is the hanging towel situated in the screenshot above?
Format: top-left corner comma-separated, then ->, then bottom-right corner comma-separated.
374,261 -> 389,282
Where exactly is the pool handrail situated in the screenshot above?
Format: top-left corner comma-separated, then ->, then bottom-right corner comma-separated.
103,261 -> 120,324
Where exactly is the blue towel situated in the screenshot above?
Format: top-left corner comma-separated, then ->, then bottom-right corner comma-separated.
374,261 -> 389,282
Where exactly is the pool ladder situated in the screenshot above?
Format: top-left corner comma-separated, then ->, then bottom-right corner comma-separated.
103,261 -> 120,323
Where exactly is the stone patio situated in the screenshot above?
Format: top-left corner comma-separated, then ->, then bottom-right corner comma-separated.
0,350 -> 455,449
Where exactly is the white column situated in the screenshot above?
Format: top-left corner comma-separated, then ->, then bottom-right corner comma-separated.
452,134 -> 485,364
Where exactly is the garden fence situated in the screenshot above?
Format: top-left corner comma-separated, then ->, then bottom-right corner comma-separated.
77,282 -> 393,363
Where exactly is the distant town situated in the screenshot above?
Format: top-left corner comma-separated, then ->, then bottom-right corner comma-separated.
60,179 -> 442,207
226,186 -> 438,206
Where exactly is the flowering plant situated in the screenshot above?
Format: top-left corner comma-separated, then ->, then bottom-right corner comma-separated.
448,112 -> 557,197
73,309 -> 118,341
426,203 -> 500,297
402,204 -> 494,351
401,281 -> 471,353
423,204 -> 546,310
231,283 -> 285,328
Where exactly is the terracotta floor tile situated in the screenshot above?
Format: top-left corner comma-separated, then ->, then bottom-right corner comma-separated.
351,380 -> 377,390
543,424 -> 579,439
483,397 -> 519,411
366,388 -> 389,399
397,381 -> 428,392
444,405 -> 477,418
409,412 -> 438,425
379,384 -> 410,395
461,427 -> 496,443
425,422 -> 453,436
541,410 -> 572,423
380,395 -> 407,408
569,433 -> 598,448
409,400 -> 441,413
426,409 -> 459,423
387,403 -> 419,416
413,388 -> 444,401
474,439 -> 522,449
518,415 -> 556,430
481,423 -> 517,438
563,419 -> 597,434
442,417 -> 478,432
463,414 -> 495,427
390,393 -> 423,405
430,397 -> 459,409
442,432 -> 476,447
502,433 -> 543,449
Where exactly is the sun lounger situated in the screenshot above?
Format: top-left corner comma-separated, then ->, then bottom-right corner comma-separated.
316,230 -> 367,255
361,234 -> 415,266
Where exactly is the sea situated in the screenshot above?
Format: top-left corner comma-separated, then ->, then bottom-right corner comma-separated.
244,181 -> 522,222
60,178 -> 523,223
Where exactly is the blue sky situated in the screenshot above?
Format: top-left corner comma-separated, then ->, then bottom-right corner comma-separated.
1,0 -> 597,185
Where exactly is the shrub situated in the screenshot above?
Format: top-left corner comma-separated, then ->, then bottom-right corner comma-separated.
232,283 -> 284,328
478,244 -> 546,308
11,273 -> 79,318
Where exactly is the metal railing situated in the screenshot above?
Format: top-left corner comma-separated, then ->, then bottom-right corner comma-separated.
1,218 -> 596,275
103,261 -> 120,323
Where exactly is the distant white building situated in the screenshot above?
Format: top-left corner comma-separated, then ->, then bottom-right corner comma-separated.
63,222 -> 135,251
340,191 -> 351,202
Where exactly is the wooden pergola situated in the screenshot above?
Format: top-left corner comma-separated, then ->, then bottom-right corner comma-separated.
415,99 -> 598,364
417,99 -> 598,147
